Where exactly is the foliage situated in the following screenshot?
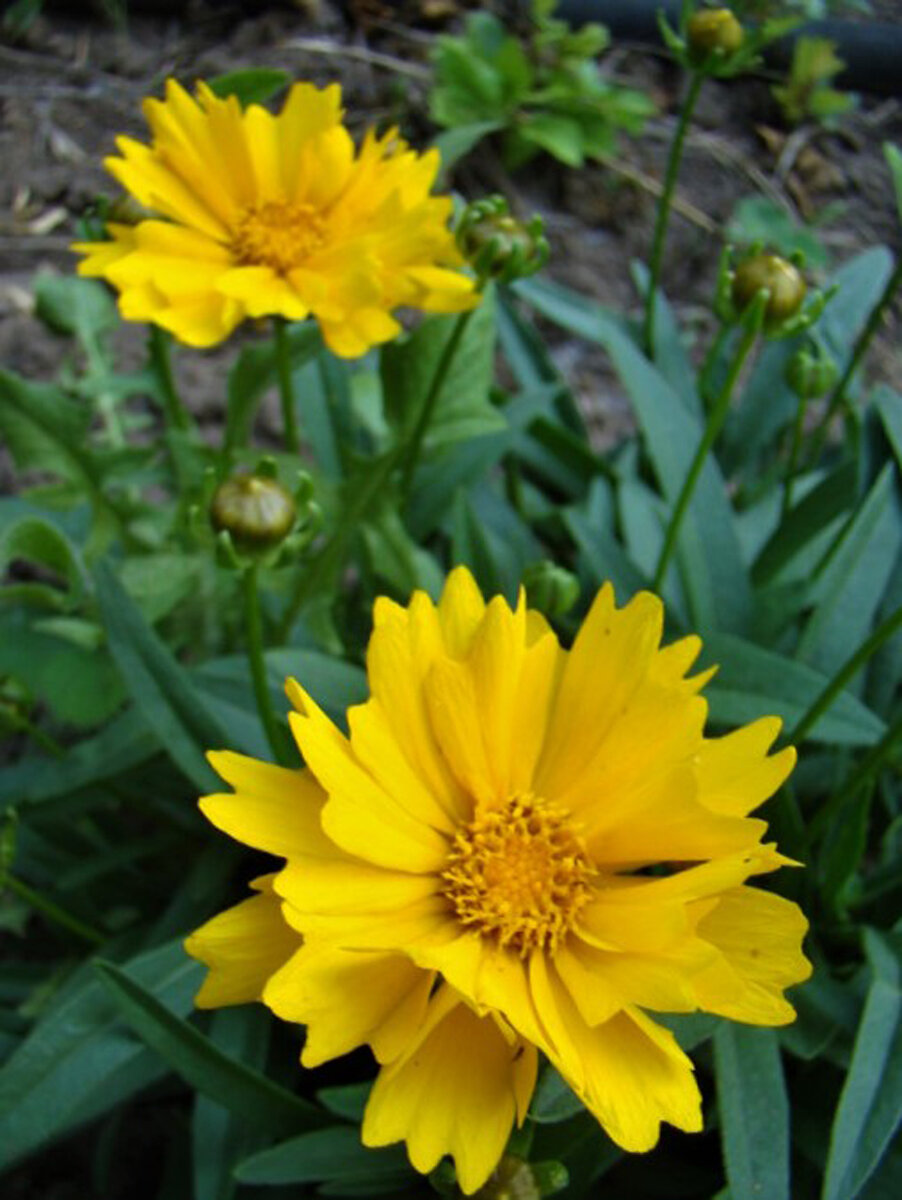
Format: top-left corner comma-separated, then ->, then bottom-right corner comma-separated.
772,36 -> 856,126
429,0 -> 654,171
1,12 -> 901,1200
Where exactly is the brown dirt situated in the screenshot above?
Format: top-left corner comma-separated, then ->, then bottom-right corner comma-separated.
1,0 -> 900,452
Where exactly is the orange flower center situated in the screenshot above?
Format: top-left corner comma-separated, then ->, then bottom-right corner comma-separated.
232,201 -> 326,274
441,795 -> 594,957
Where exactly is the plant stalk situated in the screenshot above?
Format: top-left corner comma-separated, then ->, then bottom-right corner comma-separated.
652,318 -> 758,591
274,318 -> 300,455
781,390 -> 810,521
2,873 -> 105,945
807,257 -> 902,462
400,310 -> 473,496
643,70 -> 704,358
242,564 -> 292,766
788,601 -> 902,745
149,325 -> 191,431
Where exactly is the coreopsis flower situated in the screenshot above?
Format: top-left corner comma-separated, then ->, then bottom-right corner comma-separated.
185,568 -> 811,1193
74,80 -> 477,357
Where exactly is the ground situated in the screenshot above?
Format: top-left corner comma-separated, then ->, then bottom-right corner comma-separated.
1,0 -> 899,456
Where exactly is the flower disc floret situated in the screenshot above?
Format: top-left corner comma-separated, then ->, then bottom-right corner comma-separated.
186,568 -> 811,1194
74,79 -> 478,357
441,795 -> 594,956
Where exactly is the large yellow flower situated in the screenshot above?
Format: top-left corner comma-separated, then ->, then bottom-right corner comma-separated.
74,80 -> 477,356
185,568 -> 811,1193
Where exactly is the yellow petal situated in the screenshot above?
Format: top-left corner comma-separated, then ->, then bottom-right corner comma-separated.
695,718 -> 796,817
263,941 -> 434,1066
185,875 -> 300,1008
362,987 -> 536,1194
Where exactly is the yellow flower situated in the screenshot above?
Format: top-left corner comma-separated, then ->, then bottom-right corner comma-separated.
74,80 -> 477,357
185,568 -> 811,1193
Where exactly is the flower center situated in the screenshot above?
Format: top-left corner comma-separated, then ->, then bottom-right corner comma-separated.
232,201 -> 325,274
441,795 -> 594,957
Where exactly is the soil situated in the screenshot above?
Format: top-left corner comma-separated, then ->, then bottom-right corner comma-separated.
1,0 -> 900,454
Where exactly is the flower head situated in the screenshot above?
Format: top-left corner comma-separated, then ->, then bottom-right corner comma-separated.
185,568 -> 811,1193
74,80 -> 477,357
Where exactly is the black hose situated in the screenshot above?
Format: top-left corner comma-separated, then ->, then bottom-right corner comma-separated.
557,0 -> 902,97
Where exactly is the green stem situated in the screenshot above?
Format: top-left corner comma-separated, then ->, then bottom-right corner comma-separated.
243,565 -> 293,766
781,390 -> 810,522
788,601 -> 902,745
652,318 -> 758,591
698,324 -> 732,409
400,310 -> 473,496
807,258 -> 902,462
274,318 -> 300,455
643,70 -> 704,358
3,873 -> 105,945
149,325 -> 191,431
277,448 -> 401,641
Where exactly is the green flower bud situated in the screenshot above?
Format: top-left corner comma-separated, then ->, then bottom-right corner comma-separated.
786,344 -> 839,399
731,253 -> 807,326
687,8 -> 745,60
522,562 -> 580,619
457,196 -> 549,286
475,1156 -> 541,1200
210,474 -> 296,552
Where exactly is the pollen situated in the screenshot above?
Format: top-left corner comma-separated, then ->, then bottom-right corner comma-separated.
232,201 -> 326,274
441,795 -> 594,957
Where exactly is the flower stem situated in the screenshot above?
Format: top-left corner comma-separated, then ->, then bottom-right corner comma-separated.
652,318 -> 758,592
149,325 -> 191,431
274,318 -> 300,455
400,310 -> 473,497
643,70 -> 704,359
807,258 -> 902,463
787,601 -> 902,746
2,872 -> 105,945
781,390 -> 810,522
242,564 -> 293,766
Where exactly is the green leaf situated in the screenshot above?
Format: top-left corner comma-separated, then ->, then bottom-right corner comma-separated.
207,68 -> 291,107
381,297 -> 503,454
823,930 -> 902,1200
0,941 -> 199,1172
432,121 -> 504,171
797,463 -> 902,676
225,323 -> 321,452
93,560 -> 228,790
702,632 -> 885,746
752,462 -> 858,585
0,513 -> 87,607
715,1025 -> 790,1200
234,1125 -> 409,1185
530,1067 -> 585,1124
885,143 -> 902,226
518,112 -> 585,166
726,195 -> 830,268
33,273 -> 118,350
94,959 -> 327,1135
317,1082 -> 371,1123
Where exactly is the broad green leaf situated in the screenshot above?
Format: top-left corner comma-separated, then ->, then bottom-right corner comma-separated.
0,513 -> 87,608
518,112 -> 585,166
317,1082 -> 371,1123
94,561 -> 228,789
823,930 -> 902,1200
630,262 -> 701,416
531,1067 -> 585,1124
702,632 -> 885,746
752,462 -> 857,585
819,247 -> 894,381
361,507 -> 445,599
0,941 -> 198,1172
234,1124 -> 409,1185
715,1025 -> 790,1200
33,273 -> 117,350
404,432 -> 511,541
432,120 -> 504,171
207,68 -> 291,107
94,959 -> 327,1134
224,323 -> 321,452
192,1007 -> 270,1200
797,463 -> 902,676
873,386 -> 902,474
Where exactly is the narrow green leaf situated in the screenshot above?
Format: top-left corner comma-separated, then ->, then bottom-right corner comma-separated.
94,959 -> 327,1135
752,461 -> 858,585
207,68 -> 291,107
715,1025 -> 790,1200
234,1124 -> 408,1185
93,561 -> 228,789
823,930 -> 902,1200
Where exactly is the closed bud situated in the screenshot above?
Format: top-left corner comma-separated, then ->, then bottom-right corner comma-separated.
522,562 -> 580,618
210,474 -> 296,552
786,344 -> 839,399
457,196 -> 549,286
731,253 -> 807,326
687,8 -> 744,59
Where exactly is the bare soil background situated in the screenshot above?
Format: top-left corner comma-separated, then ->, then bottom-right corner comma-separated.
1,0 -> 900,452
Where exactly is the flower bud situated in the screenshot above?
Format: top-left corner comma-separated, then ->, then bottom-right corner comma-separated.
786,344 -> 839,399
731,253 -> 807,326
457,196 -> 549,286
210,474 -> 296,552
522,562 -> 580,619
687,8 -> 744,59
